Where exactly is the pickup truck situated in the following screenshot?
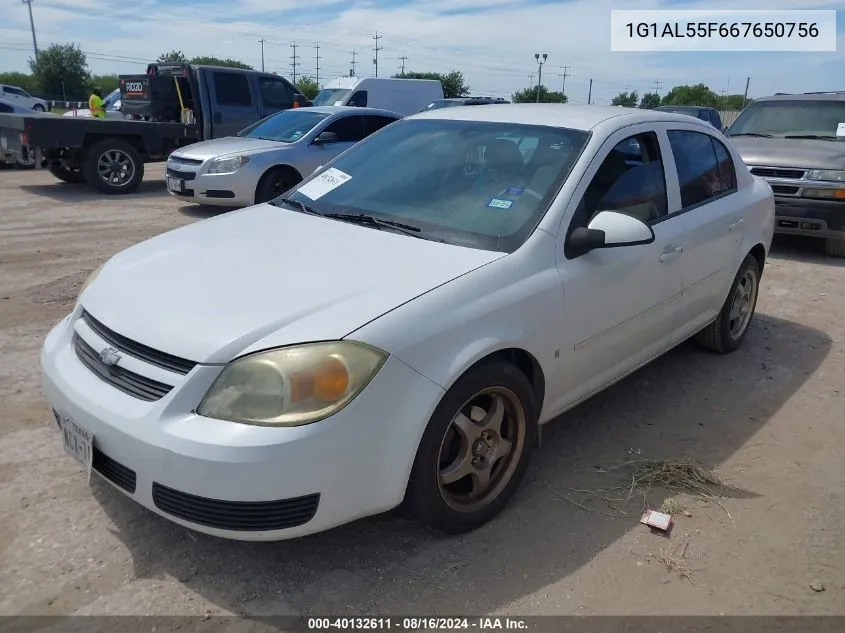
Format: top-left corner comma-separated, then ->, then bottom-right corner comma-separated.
0,63 -> 310,194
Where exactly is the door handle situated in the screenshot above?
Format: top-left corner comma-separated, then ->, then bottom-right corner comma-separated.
728,218 -> 744,231
658,246 -> 684,263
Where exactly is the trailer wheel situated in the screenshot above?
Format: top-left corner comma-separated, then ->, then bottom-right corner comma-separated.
48,164 -> 85,184
82,139 -> 144,195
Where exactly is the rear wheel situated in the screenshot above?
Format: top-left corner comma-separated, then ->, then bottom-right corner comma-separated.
254,166 -> 300,204
49,164 -> 85,183
693,254 -> 760,354
82,139 -> 144,195
824,237 -> 845,258
404,361 -> 537,534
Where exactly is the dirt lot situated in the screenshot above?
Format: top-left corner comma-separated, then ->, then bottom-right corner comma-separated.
1,166 -> 843,623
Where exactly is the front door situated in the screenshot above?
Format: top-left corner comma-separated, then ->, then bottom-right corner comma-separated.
305,115 -> 367,173
209,70 -> 260,138
257,75 -> 296,118
549,127 -> 688,412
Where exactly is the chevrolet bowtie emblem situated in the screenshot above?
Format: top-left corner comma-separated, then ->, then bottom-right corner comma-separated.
99,346 -> 122,366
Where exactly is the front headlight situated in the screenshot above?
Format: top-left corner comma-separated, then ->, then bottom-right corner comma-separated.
197,341 -> 387,426
207,156 -> 249,174
806,169 -> 845,182
79,262 -> 105,297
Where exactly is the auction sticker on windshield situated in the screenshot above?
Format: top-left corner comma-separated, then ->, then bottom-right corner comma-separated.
298,167 -> 352,200
488,198 -> 513,210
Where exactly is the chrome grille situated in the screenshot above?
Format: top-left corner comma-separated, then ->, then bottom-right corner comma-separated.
81,310 -> 196,375
750,167 -> 806,179
73,333 -> 173,402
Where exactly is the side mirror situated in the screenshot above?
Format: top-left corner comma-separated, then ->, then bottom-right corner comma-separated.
313,131 -> 339,145
567,211 -> 655,256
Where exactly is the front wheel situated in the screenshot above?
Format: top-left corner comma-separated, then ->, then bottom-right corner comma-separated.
82,139 -> 144,195
32,104 -> 45,112
254,166 -> 300,204
404,361 -> 537,534
693,254 -> 761,354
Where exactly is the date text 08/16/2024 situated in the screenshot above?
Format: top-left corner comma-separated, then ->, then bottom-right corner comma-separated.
307,617 -> 529,631
625,21 -> 820,39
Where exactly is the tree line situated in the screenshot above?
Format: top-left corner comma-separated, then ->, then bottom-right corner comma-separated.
2,41 -> 751,111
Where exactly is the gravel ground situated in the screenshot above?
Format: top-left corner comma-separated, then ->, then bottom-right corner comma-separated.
1,166 -> 843,626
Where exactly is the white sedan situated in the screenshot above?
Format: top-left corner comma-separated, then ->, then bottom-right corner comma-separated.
40,104 -> 774,541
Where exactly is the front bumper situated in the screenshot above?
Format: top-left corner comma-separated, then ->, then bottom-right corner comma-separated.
773,197 -> 845,240
40,313 -> 444,541
165,167 -> 257,207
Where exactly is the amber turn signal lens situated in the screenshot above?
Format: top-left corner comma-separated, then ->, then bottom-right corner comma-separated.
313,357 -> 350,402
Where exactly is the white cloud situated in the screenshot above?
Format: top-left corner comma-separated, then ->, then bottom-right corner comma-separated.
1,0 -> 842,103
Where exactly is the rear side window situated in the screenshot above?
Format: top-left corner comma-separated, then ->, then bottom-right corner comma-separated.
0,102 -> 11,113
214,72 -> 252,107
668,130 -> 736,209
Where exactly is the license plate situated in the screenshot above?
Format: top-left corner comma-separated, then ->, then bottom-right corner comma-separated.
60,414 -> 94,480
167,176 -> 183,192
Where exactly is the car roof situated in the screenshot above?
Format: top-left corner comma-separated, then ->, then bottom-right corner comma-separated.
409,103 -> 713,131
298,105 -> 402,117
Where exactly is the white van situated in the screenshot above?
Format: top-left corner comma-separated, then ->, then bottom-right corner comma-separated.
312,77 -> 443,116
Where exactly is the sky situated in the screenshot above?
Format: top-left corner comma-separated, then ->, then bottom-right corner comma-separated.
0,0 -> 842,104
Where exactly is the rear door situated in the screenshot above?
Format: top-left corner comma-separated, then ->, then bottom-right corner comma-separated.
208,70 -> 260,138
257,75 -> 297,118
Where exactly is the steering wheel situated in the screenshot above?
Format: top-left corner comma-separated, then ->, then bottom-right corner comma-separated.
496,187 -> 544,202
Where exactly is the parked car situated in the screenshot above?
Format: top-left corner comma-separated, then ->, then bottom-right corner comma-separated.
726,91 -> 845,257
655,105 -> 723,130
41,104 -> 773,541
62,88 -> 124,120
426,96 -> 510,110
166,106 -> 402,206
0,84 -> 48,111
312,77 -> 443,115
0,62 -> 311,195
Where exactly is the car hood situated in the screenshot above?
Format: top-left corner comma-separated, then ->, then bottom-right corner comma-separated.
80,204 -> 502,364
172,136 -> 292,161
728,136 -> 845,170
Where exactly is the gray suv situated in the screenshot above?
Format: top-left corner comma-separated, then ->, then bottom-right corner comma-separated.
726,92 -> 845,257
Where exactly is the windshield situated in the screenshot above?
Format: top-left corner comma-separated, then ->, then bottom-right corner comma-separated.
236,110 -> 330,142
104,89 -> 120,109
281,118 -> 590,252
313,88 -> 350,106
728,99 -> 845,138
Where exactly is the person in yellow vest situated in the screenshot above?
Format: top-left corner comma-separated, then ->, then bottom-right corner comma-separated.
88,88 -> 106,118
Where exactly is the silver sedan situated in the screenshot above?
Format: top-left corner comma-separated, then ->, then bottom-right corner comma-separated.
165,106 -> 402,207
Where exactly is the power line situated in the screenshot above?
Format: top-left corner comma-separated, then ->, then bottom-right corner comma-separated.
373,32 -> 383,77
399,55 -> 408,77
290,42 -> 299,84
315,43 -> 320,87
22,0 -> 39,61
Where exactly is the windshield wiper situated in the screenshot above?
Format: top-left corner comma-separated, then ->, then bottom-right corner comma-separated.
272,197 -> 322,215
324,212 -> 422,234
729,132 -> 775,138
784,134 -> 837,141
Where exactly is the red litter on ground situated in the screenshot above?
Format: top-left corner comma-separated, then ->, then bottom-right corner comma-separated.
641,510 -> 673,532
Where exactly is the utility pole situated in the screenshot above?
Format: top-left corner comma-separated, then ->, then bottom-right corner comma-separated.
529,73 -> 534,86
534,52 -> 547,103
315,43 -> 320,88
559,65 -> 569,96
350,50 -> 357,77
588,78 -> 593,104
653,78 -> 662,95
290,43 -> 299,84
258,38 -> 265,72
742,76 -> 750,110
22,0 -> 39,61
399,55 -> 408,77
373,32 -> 383,77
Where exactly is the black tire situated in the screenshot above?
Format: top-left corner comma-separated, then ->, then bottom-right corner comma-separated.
404,361 -> 538,534
693,254 -> 761,354
82,138 -> 144,195
49,164 -> 85,184
32,104 -> 45,112
824,238 -> 845,258
254,166 -> 300,204
16,156 -> 35,170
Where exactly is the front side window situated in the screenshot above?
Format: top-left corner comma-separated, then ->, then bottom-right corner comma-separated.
668,130 -> 736,208
280,119 -> 590,252
320,116 -> 366,142
728,99 -> 845,138
347,90 -> 367,107
258,76 -> 295,109
236,110 -> 330,142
